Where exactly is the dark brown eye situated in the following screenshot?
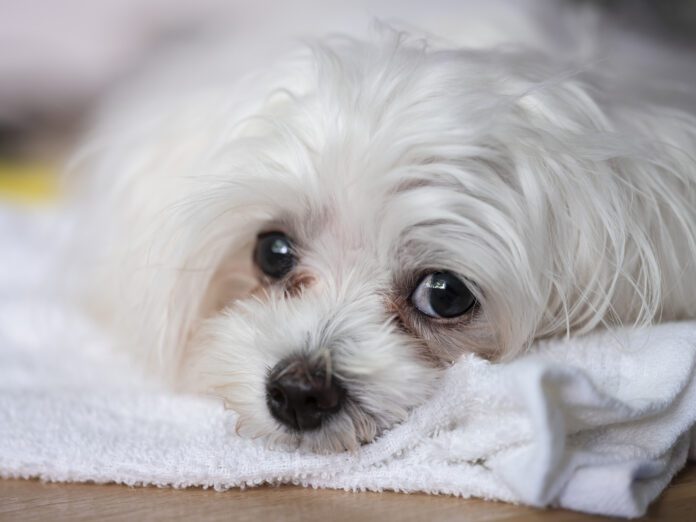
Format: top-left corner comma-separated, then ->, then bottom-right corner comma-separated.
410,271 -> 476,318
254,232 -> 296,279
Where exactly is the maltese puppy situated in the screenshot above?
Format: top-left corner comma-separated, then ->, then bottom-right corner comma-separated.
71,16 -> 696,452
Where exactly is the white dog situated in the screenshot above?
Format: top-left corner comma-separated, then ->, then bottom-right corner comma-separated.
70,7 -> 696,452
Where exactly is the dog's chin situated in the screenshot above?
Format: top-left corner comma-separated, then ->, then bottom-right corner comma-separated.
231,398 -> 392,453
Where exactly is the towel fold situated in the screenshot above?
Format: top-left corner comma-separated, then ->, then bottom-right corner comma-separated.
1,209 -> 694,518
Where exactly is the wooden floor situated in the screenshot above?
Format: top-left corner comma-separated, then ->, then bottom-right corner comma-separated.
1,464 -> 694,521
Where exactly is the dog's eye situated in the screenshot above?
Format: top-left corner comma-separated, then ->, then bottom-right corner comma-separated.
410,272 -> 476,319
254,232 -> 296,279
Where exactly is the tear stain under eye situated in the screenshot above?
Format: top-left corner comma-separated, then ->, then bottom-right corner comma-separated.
384,288 -> 495,366
284,272 -> 316,298
382,293 -> 444,367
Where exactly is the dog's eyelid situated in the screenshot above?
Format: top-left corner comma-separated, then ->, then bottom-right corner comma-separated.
257,223 -> 307,253
405,269 -> 481,295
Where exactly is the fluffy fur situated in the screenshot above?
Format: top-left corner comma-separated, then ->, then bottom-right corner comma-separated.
71,23 -> 696,452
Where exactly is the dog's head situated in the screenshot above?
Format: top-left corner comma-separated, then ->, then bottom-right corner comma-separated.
91,31 -> 672,452
176,37 -> 521,452
176,38 -> 543,452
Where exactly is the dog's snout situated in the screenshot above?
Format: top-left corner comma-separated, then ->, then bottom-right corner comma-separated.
266,356 -> 344,431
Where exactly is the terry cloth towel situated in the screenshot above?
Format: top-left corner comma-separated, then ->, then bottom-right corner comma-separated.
1,208 -> 695,519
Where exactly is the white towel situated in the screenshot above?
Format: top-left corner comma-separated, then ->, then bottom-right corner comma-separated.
1,208 -> 695,519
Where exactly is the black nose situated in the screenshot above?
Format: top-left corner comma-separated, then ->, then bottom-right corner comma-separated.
266,357 -> 344,431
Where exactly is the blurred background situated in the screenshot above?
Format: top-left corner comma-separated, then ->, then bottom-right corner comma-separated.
0,0 -> 695,204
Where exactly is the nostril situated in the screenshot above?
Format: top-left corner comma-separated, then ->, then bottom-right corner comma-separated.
310,386 -> 341,412
269,385 -> 286,405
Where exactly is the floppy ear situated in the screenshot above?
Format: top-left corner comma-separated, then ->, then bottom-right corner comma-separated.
66,38 -> 325,382
502,76 -> 696,343
69,91 -> 277,382
76,179 -> 252,382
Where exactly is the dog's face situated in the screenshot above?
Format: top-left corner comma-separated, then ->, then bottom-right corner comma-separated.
169,35 -> 643,452
187,171 -> 494,451
185,175 -> 494,451
175,39 -> 552,453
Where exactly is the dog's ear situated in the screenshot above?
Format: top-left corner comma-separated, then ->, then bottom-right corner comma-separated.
80,182 -> 273,383
500,76 -> 696,341
71,105 -> 280,384
68,40 -> 317,382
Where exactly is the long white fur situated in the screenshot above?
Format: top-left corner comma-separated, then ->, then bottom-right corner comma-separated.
70,19 -> 696,451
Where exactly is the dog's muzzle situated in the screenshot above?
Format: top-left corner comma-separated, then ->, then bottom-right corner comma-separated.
266,354 -> 345,431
